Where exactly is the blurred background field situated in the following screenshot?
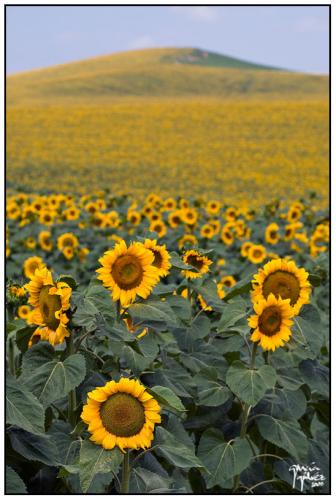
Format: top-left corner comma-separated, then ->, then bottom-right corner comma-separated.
6,48 -> 329,207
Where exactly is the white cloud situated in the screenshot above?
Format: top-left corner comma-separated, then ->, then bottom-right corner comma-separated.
128,35 -> 156,50
172,6 -> 219,23
294,16 -> 327,34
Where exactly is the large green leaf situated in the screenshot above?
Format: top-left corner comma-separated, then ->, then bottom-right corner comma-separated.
197,428 -> 253,488
155,427 -> 203,470
217,300 -> 247,331
226,361 -> 276,406
194,369 -> 231,407
78,440 -> 123,493
130,467 -> 174,493
21,342 -> 55,378
299,359 -> 329,397
22,354 -> 86,407
257,415 -> 309,462
6,466 -> 27,494
128,300 -> 181,330
8,428 -> 60,466
120,345 -> 149,375
223,274 -> 253,302
149,386 -> 186,414
6,374 -> 45,435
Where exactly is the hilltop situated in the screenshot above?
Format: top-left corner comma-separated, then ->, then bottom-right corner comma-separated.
7,47 -> 328,104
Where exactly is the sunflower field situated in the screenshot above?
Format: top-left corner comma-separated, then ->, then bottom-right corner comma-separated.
6,190 -> 329,494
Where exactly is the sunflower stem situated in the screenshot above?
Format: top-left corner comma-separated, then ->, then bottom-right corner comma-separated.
233,342 -> 258,491
121,450 -> 131,494
66,333 -> 77,427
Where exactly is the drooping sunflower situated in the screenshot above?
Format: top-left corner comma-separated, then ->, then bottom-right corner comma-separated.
265,223 -> 280,245
57,232 -> 79,252
182,250 -> 212,280
251,258 -> 311,315
143,239 -> 171,278
81,378 -> 161,452
97,240 -> 160,306
241,241 -> 253,258
221,225 -> 234,246
248,293 -> 294,351
247,244 -> 267,264
24,237 -> 36,250
23,256 -> 45,279
26,267 -> 72,345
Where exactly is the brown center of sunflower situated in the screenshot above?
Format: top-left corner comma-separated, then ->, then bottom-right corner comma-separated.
62,237 -> 75,247
28,262 -> 40,275
39,285 -> 61,330
258,306 -> 282,336
253,250 -> 262,258
100,393 -> 145,437
152,249 -> 163,268
262,270 -> 300,305
269,231 -> 277,239
186,255 -> 203,270
111,255 -> 143,290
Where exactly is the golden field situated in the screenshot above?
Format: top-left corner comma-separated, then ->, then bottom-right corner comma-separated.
6,48 -> 329,206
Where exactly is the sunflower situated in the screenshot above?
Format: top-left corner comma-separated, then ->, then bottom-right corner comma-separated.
97,240 -> 160,306
64,207 -> 80,221
208,219 -> 221,235
247,244 -> 267,264
251,258 -> 311,315
163,197 -> 176,211
241,241 -> 253,258
182,250 -> 212,280
206,200 -> 221,216
23,256 -> 45,279
39,210 -> 55,226
181,208 -> 198,226
149,220 -> 167,238
24,237 -> 36,250
265,223 -> 280,245
57,232 -> 79,251
78,247 -> 90,262
168,210 -> 183,228
200,224 -> 215,239
9,285 -> 27,298
143,239 -> 171,278
220,275 -> 236,288
178,234 -> 198,250
127,210 -> 142,225
224,207 -> 237,221
287,206 -> 302,222
63,247 -> 74,260
248,293 -> 294,351
26,267 -> 72,345
39,231 -> 53,252
81,378 -> 161,452
221,225 -> 234,246
17,304 -> 32,320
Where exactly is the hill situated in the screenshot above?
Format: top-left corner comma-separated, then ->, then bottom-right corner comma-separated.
7,47 -> 328,105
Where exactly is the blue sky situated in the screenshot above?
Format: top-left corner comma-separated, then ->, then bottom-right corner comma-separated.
6,5 -> 329,74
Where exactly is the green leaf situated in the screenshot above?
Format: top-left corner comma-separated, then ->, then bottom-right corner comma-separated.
149,386 -> 186,414
21,342 -> 55,378
170,251 -> 193,269
130,467 -> 173,493
9,428 -> 60,466
22,353 -> 86,407
78,440 -> 123,493
6,466 -> 27,494
217,300 -> 247,331
194,369 -> 231,407
191,279 -> 225,312
72,285 -> 116,330
155,427 -> 204,470
265,387 -> 307,420
128,300 -> 181,329
197,429 -> 253,487
59,275 -> 78,289
257,415 -> 309,462
226,361 -> 276,406
121,345 -> 149,375
299,359 -> 329,397
6,374 -> 45,435
15,325 -> 36,353
223,274 -> 253,302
